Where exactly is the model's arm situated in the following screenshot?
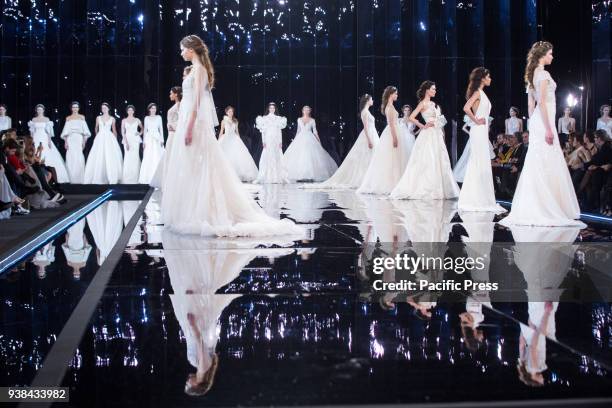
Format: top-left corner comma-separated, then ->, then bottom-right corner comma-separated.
218,120 -> 225,139
360,110 -> 373,148
537,75 -> 554,145
463,92 -> 484,125
409,102 -> 430,130
386,108 -> 399,148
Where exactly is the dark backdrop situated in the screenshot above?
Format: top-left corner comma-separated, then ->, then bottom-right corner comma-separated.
0,0 -> 610,161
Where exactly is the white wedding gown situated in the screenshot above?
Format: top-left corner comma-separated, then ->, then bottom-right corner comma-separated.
122,120 -> 142,183
83,117 -> 123,184
390,103 -> 459,200
219,116 -> 258,182
304,110 -> 380,189
453,115 -> 496,183
60,118 -> 91,184
499,69 -> 585,228
356,109 -> 404,195
139,115 -> 165,184
161,64 -> 304,238
398,119 -> 416,172
283,118 -> 338,182
254,114 -> 288,184
28,120 -> 70,183
458,90 -> 506,213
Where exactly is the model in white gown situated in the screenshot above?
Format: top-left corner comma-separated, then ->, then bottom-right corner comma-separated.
398,105 -> 416,172
505,108 -> 523,135
357,87 -> 404,195
596,105 -> 612,138
139,110 -> 165,184
218,108 -> 258,182
84,107 -> 123,184
62,219 -> 92,279
254,105 -> 288,184
60,105 -> 91,184
453,115 -> 496,183
391,83 -> 459,200
28,105 -> 70,183
0,105 -> 12,132
307,95 -> 379,189
121,108 -> 143,184
499,48 -> 585,228
283,107 -> 338,182
458,71 -> 506,213
161,35 -> 303,237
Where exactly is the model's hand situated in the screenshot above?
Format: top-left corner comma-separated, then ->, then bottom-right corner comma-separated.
125,143 -> 130,151
588,165 -> 598,171
424,122 -> 434,129
64,142 -> 68,150
476,118 -> 486,125
545,128 -> 554,145
368,141 -> 373,149
392,137 -> 398,148
48,142 -> 52,148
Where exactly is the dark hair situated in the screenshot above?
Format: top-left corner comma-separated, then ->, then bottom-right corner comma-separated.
225,105 -> 238,123
126,104 -> 136,112
402,104 -> 412,112
266,102 -> 277,115
70,101 -> 80,109
35,104 -> 45,111
583,130 -> 595,143
417,81 -> 435,101
594,129 -> 610,142
466,67 -> 490,100
601,104 -> 611,116
513,132 -> 522,141
180,35 -> 215,89
147,103 -> 157,113
171,86 -> 183,101
510,106 -> 519,115
101,102 -> 110,110
3,138 -> 19,150
358,94 -> 372,117
381,86 -> 398,114
0,104 -> 6,110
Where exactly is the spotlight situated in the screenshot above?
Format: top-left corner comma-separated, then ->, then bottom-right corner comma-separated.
566,93 -> 578,108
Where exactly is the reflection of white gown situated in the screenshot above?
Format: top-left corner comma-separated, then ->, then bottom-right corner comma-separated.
28,120 -> 70,183
254,114 -> 288,184
139,115 -> 165,184
458,91 -> 506,213
500,70 -> 585,228
122,120 -> 142,184
511,226 -> 579,375
219,116 -> 258,182
357,111 -> 404,195
283,118 -> 338,182
161,65 -> 304,238
62,219 -> 92,265
86,201 -> 123,265
305,110 -> 380,189
84,117 -> 123,184
61,119 -> 91,184
391,103 -> 459,200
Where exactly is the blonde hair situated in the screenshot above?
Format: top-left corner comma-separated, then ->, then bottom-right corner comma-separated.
180,35 -> 215,89
525,41 -> 553,89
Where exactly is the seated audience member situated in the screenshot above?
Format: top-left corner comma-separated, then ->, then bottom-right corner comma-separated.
0,164 -> 28,218
2,139 -> 39,196
1,128 -> 17,143
581,129 -> 612,212
493,133 -> 508,159
565,133 -> 591,191
493,133 -> 524,197
583,131 -> 598,156
23,136 -> 63,201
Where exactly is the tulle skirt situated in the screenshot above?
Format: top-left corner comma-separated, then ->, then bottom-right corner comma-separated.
303,128 -> 380,189
84,131 -> 123,184
161,117 -> 305,238
499,106 -> 585,227
219,132 -> 259,182
458,124 -> 506,213
390,126 -> 459,200
283,131 -> 338,182
357,126 -> 404,195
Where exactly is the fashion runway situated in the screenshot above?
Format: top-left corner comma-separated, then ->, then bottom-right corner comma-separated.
2,185 -> 611,407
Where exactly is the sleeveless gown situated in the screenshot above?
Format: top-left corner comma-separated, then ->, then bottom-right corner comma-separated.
390,103 -> 459,200
122,120 -> 142,183
60,119 -> 91,184
499,69 -> 585,227
139,115 -> 165,184
161,65 -> 304,238
303,110 -> 380,189
83,117 -> 123,184
458,90 -> 506,213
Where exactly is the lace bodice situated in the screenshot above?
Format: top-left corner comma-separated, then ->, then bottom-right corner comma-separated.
167,103 -> 179,131
223,116 -> 239,134
361,110 -> 376,134
597,118 -> 612,137
297,118 -> 317,133
532,68 -> 556,105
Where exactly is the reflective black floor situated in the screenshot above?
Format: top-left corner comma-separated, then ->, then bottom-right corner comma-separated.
1,186 -> 612,407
